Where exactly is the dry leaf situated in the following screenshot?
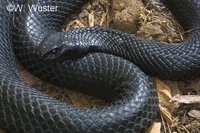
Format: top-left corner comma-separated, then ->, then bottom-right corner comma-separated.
66,90 -> 105,108
147,122 -> 161,133
100,12 -> 107,26
155,78 -> 172,107
74,20 -> 85,27
66,90 -> 92,107
159,106 -> 173,124
156,78 -> 171,98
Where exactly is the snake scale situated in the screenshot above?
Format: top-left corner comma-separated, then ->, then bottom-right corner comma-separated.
0,0 -> 200,132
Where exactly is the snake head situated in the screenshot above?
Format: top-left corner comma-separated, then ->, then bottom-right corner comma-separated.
38,32 -> 90,61
42,45 -> 89,61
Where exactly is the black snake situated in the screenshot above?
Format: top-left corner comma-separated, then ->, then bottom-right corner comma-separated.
0,0 -> 200,132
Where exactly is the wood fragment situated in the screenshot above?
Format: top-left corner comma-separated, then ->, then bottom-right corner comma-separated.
171,95 -> 200,104
188,110 -> 200,119
89,11 -> 95,27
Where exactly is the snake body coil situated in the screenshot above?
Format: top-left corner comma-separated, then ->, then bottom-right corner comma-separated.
0,0 -> 200,133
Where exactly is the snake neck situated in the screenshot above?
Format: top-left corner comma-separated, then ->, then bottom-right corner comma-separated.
59,27 -> 200,79
163,0 -> 200,31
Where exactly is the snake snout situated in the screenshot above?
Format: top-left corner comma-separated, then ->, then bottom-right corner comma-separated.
38,32 -> 91,61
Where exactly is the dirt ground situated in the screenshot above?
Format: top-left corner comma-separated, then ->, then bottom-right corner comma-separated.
1,0 -> 200,133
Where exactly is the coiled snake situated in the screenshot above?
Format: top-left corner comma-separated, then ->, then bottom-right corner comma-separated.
0,0 -> 200,132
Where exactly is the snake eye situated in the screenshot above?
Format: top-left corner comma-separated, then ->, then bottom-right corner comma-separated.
43,48 -> 61,60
